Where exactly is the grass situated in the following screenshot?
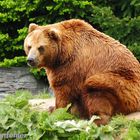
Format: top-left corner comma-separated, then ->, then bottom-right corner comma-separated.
0,90 -> 140,140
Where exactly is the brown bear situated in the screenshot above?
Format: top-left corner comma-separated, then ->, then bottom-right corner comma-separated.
24,19 -> 140,125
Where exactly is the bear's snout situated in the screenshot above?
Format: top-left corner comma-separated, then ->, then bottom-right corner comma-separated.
27,58 -> 36,67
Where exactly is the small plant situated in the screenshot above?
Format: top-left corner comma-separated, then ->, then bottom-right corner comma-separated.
30,68 -> 47,80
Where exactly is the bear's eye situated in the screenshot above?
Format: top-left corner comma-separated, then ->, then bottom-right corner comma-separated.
28,45 -> 31,51
38,45 -> 45,53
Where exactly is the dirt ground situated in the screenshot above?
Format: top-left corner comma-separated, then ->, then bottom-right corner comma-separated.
29,98 -> 140,120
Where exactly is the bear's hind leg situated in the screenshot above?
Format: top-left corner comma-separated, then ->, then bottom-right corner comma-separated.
82,92 -> 118,125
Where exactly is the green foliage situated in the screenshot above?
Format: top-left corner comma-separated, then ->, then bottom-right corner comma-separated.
128,43 -> 140,61
0,56 -> 26,67
0,91 -> 140,140
30,68 -> 47,80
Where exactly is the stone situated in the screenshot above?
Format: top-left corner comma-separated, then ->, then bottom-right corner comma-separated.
0,67 -> 49,99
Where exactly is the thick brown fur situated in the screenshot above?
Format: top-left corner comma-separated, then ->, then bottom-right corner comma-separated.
24,19 -> 140,125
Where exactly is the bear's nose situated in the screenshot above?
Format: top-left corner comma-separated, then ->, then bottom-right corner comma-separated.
27,58 -> 35,66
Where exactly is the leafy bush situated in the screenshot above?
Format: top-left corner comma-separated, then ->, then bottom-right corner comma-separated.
0,91 -> 140,140
0,56 -> 26,67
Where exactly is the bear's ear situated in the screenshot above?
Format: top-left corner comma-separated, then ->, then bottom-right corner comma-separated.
48,28 -> 61,41
28,23 -> 38,33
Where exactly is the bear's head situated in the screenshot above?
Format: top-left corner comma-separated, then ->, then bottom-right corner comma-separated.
24,20 -> 89,68
24,23 -> 62,68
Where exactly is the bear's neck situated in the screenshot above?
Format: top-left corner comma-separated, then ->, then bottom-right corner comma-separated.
54,53 -> 74,69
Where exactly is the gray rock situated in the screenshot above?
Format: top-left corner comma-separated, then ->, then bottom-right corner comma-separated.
0,67 -> 49,99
